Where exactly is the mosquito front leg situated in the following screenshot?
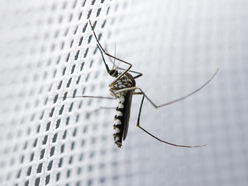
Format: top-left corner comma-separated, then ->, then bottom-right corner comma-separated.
88,19 -> 133,85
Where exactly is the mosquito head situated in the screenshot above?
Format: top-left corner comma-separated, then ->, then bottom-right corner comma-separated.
109,69 -> 119,77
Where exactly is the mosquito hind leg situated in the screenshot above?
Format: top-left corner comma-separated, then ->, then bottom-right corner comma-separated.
134,68 -> 219,108
115,67 -> 218,109
136,95 -> 206,148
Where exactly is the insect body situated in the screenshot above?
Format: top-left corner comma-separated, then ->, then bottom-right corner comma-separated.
111,72 -> 135,147
88,19 -> 218,148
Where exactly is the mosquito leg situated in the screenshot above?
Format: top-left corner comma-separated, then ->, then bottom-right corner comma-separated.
134,68 -> 219,108
97,41 -> 143,80
132,69 -> 219,148
136,95 -> 206,148
113,87 -> 139,94
99,107 -> 115,110
91,106 -> 115,114
87,106 -> 115,118
116,66 -> 142,79
88,19 -> 133,85
108,90 -> 118,98
114,68 -> 218,107
64,95 -> 116,100
133,72 -> 143,79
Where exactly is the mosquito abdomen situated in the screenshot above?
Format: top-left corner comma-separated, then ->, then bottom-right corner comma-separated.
113,95 -> 126,148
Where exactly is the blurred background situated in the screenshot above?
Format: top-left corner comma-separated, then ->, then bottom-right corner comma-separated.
0,0 -> 247,186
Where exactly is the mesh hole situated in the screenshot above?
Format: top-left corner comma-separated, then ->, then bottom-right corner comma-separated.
68,102 -> 74,112
62,131 -> 67,140
45,175 -> 50,185
96,8 -> 102,17
53,94 -> 59,103
67,170 -> 71,178
30,153 -> 34,161
74,51 -> 80,60
91,0 -> 96,5
49,108 -> 55,117
82,0 -> 86,7
71,142 -> 75,150
56,172 -> 60,181
33,139 -> 38,147
35,178 -> 40,186
37,163 -> 42,173
46,122 -> 51,131
78,12 -> 82,20
69,156 -> 73,164
66,78 -> 72,87
74,25 -> 79,34
79,36 -> 83,46
58,158 -> 63,167
27,166 -> 32,176
42,135 -> 48,145
56,119 -> 61,129
59,105 -> 64,115
40,149 -> 45,159
87,9 -> 92,19
66,53 -> 71,62
25,180 -> 29,186
84,48 -> 89,58
52,133 -> 58,142
16,169 -> 21,178
48,161 -> 53,171
50,146 -> 55,156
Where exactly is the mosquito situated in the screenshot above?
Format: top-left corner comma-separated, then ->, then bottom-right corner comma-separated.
86,19 -> 218,148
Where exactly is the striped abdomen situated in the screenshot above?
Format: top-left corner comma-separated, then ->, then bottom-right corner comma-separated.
113,91 -> 133,148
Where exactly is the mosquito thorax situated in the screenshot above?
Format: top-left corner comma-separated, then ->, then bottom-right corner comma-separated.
109,69 -> 119,77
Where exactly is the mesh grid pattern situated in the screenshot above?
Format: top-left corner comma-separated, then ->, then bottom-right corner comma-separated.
0,0 -> 248,186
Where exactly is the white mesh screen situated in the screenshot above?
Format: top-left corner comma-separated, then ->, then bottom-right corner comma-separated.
0,0 -> 248,186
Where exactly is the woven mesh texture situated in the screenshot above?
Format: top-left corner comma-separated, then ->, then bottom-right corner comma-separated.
0,0 -> 248,186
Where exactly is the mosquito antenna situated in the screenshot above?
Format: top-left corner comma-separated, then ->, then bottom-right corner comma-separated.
108,42 -> 120,70
112,42 -> 116,69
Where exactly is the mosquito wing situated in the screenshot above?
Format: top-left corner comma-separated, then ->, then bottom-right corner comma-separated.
122,91 -> 134,141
